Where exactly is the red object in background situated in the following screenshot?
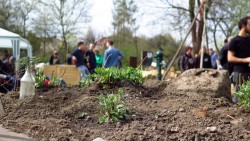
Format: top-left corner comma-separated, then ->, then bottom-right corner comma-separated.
44,79 -> 50,86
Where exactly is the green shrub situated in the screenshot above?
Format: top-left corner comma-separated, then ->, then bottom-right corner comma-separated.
234,81 -> 250,109
98,89 -> 129,124
92,67 -> 144,89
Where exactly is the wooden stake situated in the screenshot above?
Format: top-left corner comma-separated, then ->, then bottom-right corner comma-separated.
0,98 -> 5,116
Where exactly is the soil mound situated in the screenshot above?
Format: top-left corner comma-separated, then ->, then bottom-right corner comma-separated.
0,74 -> 250,141
164,69 -> 231,100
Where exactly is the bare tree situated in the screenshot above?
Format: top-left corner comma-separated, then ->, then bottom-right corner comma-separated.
0,0 -> 15,29
14,0 -> 41,37
42,0 -> 90,57
85,27 -> 96,44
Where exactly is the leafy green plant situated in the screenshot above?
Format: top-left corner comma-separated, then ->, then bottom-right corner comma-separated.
98,89 -> 129,124
79,76 -> 93,87
35,68 -> 46,88
34,68 -> 62,88
234,81 -> 250,109
48,75 -> 62,87
16,56 -> 39,70
92,67 -> 144,89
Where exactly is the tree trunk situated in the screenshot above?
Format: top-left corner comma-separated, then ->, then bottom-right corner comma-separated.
189,0 -> 199,54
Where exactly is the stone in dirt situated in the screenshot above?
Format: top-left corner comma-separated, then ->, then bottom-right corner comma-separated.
93,137 -> 106,141
206,126 -> 217,132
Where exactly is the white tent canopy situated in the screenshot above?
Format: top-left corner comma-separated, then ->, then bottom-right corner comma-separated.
0,28 -> 32,60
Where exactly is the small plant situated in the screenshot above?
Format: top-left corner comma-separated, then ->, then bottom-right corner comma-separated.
234,81 -> 250,109
98,89 -> 129,124
34,68 -> 62,88
48,75 -> 62,87
79,76 -> 93,87
35,68 -> 46,88
16,56 -> 39,70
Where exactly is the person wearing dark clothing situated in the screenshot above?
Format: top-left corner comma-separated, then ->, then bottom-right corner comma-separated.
86,43 -> 97,74
219,37 -> 234,75
2,50 -> 10,63
194,48 -> 212,68
178,46 -> 194,73
70,41 -> 90,79
228,16 -> 250,103
0,57 -> 15,93
49,50 -> 60,65
219,45 -> 229,70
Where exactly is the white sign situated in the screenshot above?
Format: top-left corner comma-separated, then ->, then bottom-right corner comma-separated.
147,52 -> 153,58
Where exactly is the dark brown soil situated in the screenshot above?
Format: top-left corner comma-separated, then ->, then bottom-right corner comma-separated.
0,79 -> 250,141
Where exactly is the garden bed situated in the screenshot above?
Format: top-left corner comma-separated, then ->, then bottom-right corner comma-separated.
0,70 -> 250,141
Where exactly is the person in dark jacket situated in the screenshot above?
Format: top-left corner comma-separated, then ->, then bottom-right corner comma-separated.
49,50 -> 60,65
194,48 -> 212,68
218,37 -> 234,75
178,46 -> 194,73
86,43 -> 97,74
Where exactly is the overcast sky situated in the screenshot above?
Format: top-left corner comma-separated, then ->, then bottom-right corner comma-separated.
88,0 -> 171,38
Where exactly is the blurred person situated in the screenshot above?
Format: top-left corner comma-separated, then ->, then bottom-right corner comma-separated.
86,43 -> 97,74
103,40 -> 124,68
49,50 -> 60,65
228,16 -> 250,103
209,48 -> 218,69
218,37 -> 234,75
194,47 -> 212,68
70,41 -> 89,79
94,49 -> 103,68
2,49 -> 10,63
178,46 -> 195,73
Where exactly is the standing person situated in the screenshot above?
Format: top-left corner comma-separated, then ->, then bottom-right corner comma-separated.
94,49 -> 103,68
70,41 -> 90,79
218,37 -> 234,75
86,43 -> 97,74
194,47 -> 212,68
209,48 -> 218,69
103,40 -> 124,68
228,16 -> 250,103
178,46 -> 194,73
49,50 -> 60,65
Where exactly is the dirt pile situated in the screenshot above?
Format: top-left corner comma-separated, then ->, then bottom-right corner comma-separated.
0,69 -> 250,141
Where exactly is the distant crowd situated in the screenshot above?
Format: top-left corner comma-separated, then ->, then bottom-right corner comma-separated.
178,39 -> 231,74
179,16 -> 250,103
50,40 -> 124,79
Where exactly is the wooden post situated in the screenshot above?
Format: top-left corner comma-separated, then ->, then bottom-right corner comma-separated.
0,98 -> 5,116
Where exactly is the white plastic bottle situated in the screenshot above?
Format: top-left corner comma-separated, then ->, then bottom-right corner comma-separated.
20,69 -> 35,99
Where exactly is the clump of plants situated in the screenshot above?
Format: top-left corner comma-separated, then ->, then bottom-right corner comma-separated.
98,89 -> 129,124
79,75 -> 93,87
234,81 -> 250,109
34,69 -> 62,88
16,56 -> 39,71
79,67 -> 145,89
34,68 -> 46,88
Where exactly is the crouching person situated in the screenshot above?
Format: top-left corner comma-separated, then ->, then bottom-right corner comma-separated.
0,74 -> 15,93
